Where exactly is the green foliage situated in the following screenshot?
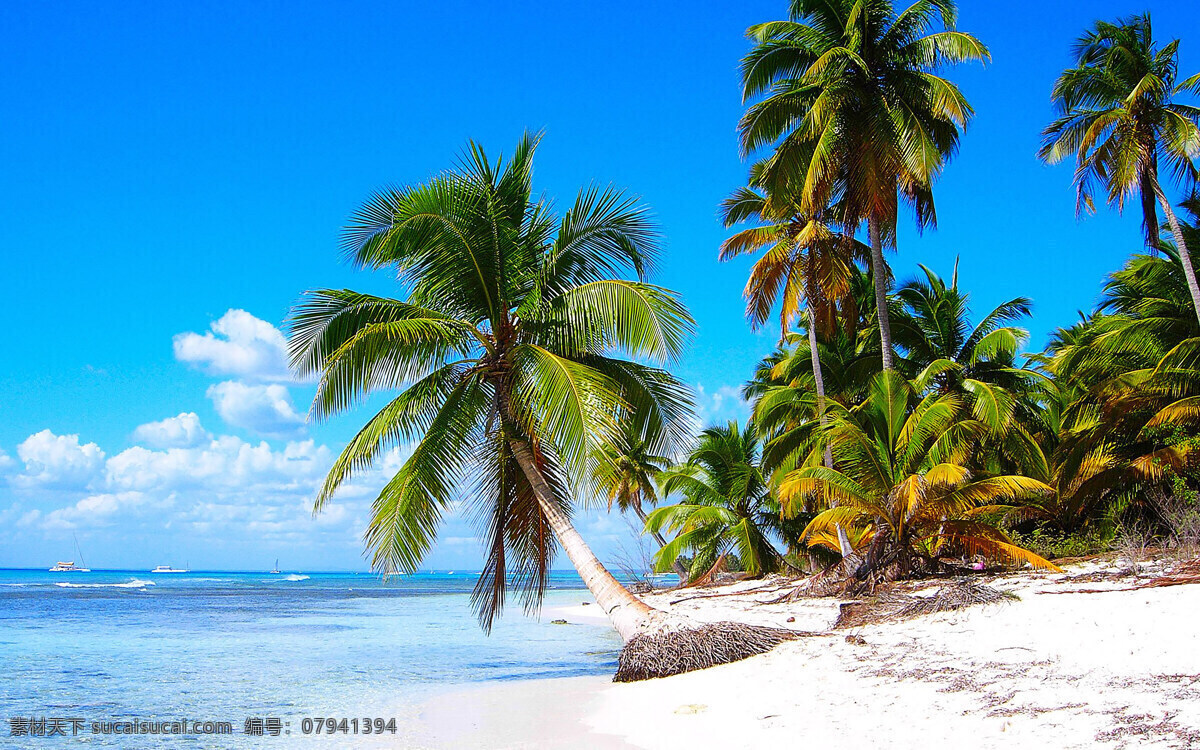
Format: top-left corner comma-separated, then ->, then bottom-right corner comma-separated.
289,134 -> 695,631
739,0 -> 989,226
1039,13 -> 1200,247
1007,528 -> 1113,561
647,422 -> 791,583
781,371 -> 1061,574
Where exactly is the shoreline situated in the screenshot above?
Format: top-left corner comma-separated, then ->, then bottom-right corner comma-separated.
415,558 -> 1200,749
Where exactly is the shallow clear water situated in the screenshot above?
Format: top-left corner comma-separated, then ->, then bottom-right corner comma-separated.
0,569 -> 620,746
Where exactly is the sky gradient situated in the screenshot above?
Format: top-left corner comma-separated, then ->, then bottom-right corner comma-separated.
1,0 -> 1196,570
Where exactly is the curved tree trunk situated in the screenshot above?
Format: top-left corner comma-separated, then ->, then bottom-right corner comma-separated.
868,216 -> 896,371
1155,181 -> 1200,327
505,435 -> 653,641
497,395 -> 797,680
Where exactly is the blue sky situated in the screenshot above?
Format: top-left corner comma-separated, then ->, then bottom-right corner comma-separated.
0,0 -> 1196,571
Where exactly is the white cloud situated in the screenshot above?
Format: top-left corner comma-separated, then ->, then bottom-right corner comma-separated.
42,491 -> 153,531
132,412 -> 211,449
14,430 -> 105,489
173,309 -> 294,382
106,436 -> 330,494
694,383 -> 752,429
206,381 -> 306,439
25,437 -> 339,538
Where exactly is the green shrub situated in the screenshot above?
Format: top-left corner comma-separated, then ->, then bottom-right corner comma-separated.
1008,528 -> 1112,560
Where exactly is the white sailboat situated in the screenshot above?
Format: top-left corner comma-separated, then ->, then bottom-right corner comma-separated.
49,561 -> 89,572
270,559 -> 281,574
50,535 -> 91,572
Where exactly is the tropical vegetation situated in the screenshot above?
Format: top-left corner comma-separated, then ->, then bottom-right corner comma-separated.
293,1 -> 1200,679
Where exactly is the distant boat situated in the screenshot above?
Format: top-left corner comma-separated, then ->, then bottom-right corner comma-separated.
49,561 -> 90,572
50,534 -> 91,572
270,559 -> 281,574
150,565 -> 188,573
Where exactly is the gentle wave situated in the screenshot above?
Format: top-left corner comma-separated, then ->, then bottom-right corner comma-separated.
55,579 -> 155,589
282,574 -> 309,582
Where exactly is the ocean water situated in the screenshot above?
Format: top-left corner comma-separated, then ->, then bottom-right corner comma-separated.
0,569 -> 621,747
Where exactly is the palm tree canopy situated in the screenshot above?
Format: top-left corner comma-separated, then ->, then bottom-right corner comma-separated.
739,0 -> 989,227
647,422 -> 791,582
891,263 -> 1050,428
287,133 -> 696,630
592,425 -> 672,514
779,371 -> 1060,572
719,160 -> 869,337
1039,13 -> 1200,246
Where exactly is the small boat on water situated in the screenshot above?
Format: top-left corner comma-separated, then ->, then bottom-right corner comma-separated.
150,565 -> 188,573
270,559 -> 281,574
49,561 -> 90,572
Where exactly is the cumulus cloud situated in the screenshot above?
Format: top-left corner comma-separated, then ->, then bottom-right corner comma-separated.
42,491 -> 153,531
173,309 -> 294,382
131,412 -> 211,449
14,430 -> 105,489
20,437 -> 339,537
206,381 -> 306,439
694,383 -> 752,428
106,436 -> 330,494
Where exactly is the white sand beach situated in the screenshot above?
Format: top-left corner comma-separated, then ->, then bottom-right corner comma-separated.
414,559 -> 1200,749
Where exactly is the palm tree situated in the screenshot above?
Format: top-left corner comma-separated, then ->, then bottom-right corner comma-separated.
592,428 -> 688,580
780,372 -> 1060,579
892,262 -> 1049,436
646,422 -> 791,583
1039,13 -> 1200,324
718,159 -> 866,471
289,135 -> 770,674
1043,245 -> 1200,523
1048,244 -> 1199,395
740,0 -> 989,370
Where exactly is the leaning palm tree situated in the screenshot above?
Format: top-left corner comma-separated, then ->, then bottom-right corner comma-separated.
740,0 -> 989,370
780,372 -> 1061,580
288,134 -> 791,681
1039,13 -> 1200,324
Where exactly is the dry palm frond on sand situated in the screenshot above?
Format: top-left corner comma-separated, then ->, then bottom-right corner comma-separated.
614,621 -> 804,682
835,580 -> 1016,628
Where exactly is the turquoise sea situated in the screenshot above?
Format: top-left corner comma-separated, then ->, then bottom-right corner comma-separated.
0,569 -> 621,747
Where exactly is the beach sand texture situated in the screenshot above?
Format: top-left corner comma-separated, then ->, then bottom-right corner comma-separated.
416,559 -> 1200,749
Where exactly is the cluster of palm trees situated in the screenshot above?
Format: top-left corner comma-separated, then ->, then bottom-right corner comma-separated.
285,0 -> 1200,674
646,3 -> 1199,584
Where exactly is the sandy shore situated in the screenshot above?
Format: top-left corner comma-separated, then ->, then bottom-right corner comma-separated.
414,559 -> 1200,749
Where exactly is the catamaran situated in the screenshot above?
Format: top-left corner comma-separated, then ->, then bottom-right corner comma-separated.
50,535 -> 91,572
49,561 -> 90,572
270,559 -> 281,574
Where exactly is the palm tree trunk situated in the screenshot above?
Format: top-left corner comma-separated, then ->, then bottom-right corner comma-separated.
807,306 -> 852,558
868,216 -> 896,370
806,307 -> 834,471
496,396 -> 795,682
1155,181 -> 1200,327
505,434 -> 653,641
632,503 -> 689,582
